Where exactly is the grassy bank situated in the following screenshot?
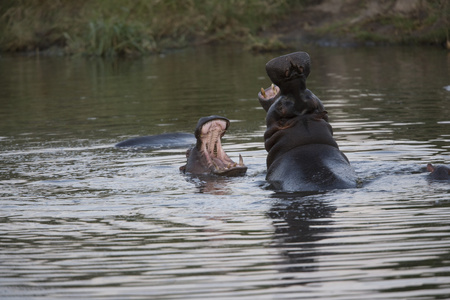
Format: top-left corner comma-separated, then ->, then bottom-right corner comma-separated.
315,0 -> 449,47
0,0 -> 448,56
0,0 -> 293,56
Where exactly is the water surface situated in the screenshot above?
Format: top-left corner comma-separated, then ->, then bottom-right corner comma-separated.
1,46 -> 450,299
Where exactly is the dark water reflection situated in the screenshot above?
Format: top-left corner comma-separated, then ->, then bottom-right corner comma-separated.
269,192 -> 337,275
1,46 -> 450,299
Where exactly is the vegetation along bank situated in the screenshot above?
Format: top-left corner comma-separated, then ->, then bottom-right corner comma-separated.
0,0 -> 448,57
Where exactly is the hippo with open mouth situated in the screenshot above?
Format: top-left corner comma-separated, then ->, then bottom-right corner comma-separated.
258,51 -> 356,191
180,115 -> 247,176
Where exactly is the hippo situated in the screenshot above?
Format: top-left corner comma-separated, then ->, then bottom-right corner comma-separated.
258,51 -> 356,191
180,115 -> 247,176
115,132 -> 195,149
427,163 -> 450,180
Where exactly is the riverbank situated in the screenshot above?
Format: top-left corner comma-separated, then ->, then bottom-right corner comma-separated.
269,0 -> 450,48
0,0 -> 448,57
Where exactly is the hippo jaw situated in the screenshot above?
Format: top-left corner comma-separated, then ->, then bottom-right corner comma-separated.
182,116 -> 247,177
198,118 -> 246,176
258,84 -> 280,112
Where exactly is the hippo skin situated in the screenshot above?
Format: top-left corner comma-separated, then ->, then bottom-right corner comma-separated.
258,51 -> 356,191
427,163 -> 450,180
115,132 -> 195,149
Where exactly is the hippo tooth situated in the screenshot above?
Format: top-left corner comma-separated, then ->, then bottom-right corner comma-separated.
260,87 -> 266,97
271,84 -> 277,93
239,154 -> 244,166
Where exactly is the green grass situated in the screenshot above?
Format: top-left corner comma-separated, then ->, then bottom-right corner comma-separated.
0,0 -> 292,56
0,0 -> 447,56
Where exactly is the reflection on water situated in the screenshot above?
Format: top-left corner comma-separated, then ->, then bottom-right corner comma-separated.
1,46 -> 450,299
269,193 -> 336,276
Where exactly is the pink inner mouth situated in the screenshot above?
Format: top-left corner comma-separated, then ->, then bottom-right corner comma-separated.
199,119 -> 245,174
259,84 -> 280,100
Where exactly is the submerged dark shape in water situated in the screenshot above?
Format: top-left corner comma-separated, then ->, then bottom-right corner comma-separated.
115,132 -> 195,149
258,51 -> 356,191
180,116 -> 247,177
427,163 -> 450,180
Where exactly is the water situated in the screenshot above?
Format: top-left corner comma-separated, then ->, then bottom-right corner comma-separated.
1,46 -> 450,299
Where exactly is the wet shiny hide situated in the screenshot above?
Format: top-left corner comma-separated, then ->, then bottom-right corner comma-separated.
115,132 -> 195,149
259,51 -> 356,191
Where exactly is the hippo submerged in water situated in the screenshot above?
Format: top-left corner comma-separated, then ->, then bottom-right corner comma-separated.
258,51 -> 356,191
115,132 -> 195,149
116,116 -> 246,177
427,163 -> 450,180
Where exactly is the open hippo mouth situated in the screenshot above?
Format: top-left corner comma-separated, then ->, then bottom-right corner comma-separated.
259,83 -> 280,100
182,116 -> 247,176
197,116 -> 246,176
258,84 -> 280,112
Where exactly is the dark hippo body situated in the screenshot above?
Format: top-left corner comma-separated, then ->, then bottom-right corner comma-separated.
427,163 -> 450,180
180,116 -> 247,177
115,132 -> 195,149
258,51 -> 356,191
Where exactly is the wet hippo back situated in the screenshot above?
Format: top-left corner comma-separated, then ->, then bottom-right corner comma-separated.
264,111 -> 356,191
267,144 -> 356,191
115,132 -> 195,149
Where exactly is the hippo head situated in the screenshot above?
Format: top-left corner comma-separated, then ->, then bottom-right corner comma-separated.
427,163 -> 450,180
180,116 -> 247,176
266,51 -> 311,93
258,51 -> 321,114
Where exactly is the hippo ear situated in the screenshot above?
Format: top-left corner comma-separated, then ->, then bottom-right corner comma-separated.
427,163 -> 435,173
